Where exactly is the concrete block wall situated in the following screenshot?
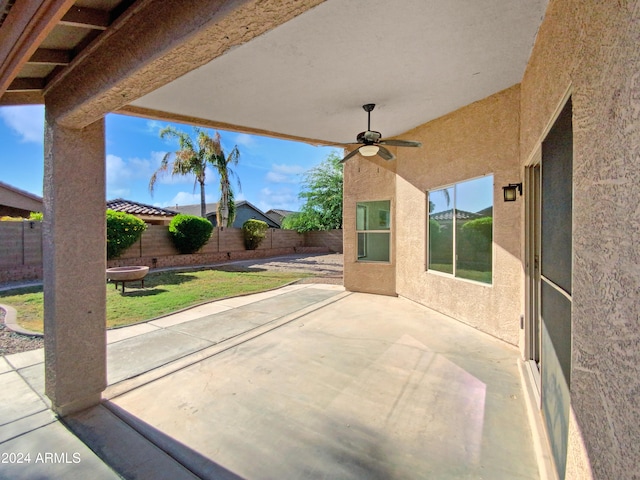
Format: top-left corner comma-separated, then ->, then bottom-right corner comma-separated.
0,224 -> 341,283
304,229 -> 343,253
0,221 -> 42,267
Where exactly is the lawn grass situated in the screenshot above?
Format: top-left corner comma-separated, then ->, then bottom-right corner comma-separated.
0,268 -> 311,333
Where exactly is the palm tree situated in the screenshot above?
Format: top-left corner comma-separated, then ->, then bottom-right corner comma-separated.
149,127 -> 240,222
206,131 -> 241,227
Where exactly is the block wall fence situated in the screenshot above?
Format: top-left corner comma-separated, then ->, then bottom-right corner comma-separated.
0,222 -> 343,283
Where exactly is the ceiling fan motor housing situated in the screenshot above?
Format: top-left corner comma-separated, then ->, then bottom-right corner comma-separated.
357,130 -> 382,144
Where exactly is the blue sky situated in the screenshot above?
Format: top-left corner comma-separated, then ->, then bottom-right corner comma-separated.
0,105 -> 340,213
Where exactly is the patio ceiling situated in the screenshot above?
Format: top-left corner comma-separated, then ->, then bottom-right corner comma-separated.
130,0 -> 548,144
0,0 -> 548,145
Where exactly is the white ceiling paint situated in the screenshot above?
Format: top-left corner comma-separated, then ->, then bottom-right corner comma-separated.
132,0 -> 547,144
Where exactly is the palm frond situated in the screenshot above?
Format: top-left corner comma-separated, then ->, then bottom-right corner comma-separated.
148,151 -> 173,194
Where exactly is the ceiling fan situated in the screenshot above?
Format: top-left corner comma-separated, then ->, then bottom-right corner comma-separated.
340,104 -> 422,163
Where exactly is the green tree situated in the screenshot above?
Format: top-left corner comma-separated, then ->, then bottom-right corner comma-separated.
282,152 -> 343,232
149,127 -> 240,223
208,131 -> 241,227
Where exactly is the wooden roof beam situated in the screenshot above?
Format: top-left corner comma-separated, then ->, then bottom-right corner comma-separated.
59,6 -> 109,30
0,91 -> 44,105
0,0 -> 75,97
8,77 -> 46,91
29,48 -> 71,65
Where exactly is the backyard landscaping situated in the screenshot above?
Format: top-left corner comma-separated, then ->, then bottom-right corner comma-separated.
0,268 -> 311,334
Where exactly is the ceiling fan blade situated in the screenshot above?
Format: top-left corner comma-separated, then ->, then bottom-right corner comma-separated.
379,139 -> 422,147
340,148 -> 362,163
377,146 -> 396,161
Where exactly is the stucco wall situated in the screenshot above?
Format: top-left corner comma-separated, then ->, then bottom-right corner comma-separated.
343,85 -> 522,336
343,155 -> 396,296
394,85 -> 522,345
520,1 -> 640,479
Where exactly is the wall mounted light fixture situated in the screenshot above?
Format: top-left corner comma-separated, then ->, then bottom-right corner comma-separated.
503,183 -> 523,202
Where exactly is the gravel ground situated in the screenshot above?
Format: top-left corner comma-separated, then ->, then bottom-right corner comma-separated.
0,253 -> 343,356
0,309 -> 44,356
216,253 -> 344,283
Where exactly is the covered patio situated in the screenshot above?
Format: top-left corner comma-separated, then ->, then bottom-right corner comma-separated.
1,284 -> 540,479
1,1 -> 639,479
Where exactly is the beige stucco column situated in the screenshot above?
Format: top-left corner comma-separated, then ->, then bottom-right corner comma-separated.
43,111 -> 106,416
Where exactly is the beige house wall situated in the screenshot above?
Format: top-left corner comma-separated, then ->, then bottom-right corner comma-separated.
395,85 -> 522,345
344,85 -> 522,343
343,155 -> 396,296
520,1 -> 640,479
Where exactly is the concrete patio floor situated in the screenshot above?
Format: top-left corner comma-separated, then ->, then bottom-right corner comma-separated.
1,284 -> 541,479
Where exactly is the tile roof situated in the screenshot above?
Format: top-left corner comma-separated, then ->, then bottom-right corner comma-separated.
430,209 -> 485,221
107,199 -> 177,217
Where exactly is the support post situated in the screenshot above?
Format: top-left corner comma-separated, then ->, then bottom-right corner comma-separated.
43,112 -> 106,416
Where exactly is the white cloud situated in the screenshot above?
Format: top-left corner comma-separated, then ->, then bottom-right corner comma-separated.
106,151 -> 181,199
106,153 -> 157,184
106,154 -> 129,182
272,163 -> 306,175
0,105 -> 44,143
265,171 -> 289,183
233,133 -> 256,147
145,120 -> 165,136
106,154 -> 134,198
265,163 -> 306,184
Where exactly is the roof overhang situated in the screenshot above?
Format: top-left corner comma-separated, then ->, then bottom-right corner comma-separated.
1,0 -> 548,144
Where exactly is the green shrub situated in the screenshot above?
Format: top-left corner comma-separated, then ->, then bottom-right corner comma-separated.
169,214 -> 213,254
458,216 -> 492,271
29,212 -> 43,221
461,216 -> 492,247
106,210 -> 147,259
242,219 -> 269,250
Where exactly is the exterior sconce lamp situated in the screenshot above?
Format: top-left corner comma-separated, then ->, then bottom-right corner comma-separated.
503,183 -> 523,202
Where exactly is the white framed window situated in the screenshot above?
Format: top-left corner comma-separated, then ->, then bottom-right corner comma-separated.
428,175 -> 493,284
356,200 -> 390,262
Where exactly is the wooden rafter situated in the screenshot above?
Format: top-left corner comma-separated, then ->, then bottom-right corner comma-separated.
29,48 -> 71,65
8,77 -> 46,91
0,0 -> 75,97
60,7 -> 109,30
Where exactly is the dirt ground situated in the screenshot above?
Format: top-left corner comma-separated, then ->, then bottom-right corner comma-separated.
0,253 -> 343,355
212,252 -> 344,284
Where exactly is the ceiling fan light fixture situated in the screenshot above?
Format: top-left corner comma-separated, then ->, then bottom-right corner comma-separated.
359,145 -> 379,157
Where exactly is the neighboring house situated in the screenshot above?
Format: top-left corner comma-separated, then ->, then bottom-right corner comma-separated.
0,182 -> 42,218
169,202 -> 216,217
265,208 -> 297,227
107,198 -> 177,225
174,201 -> 280,228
